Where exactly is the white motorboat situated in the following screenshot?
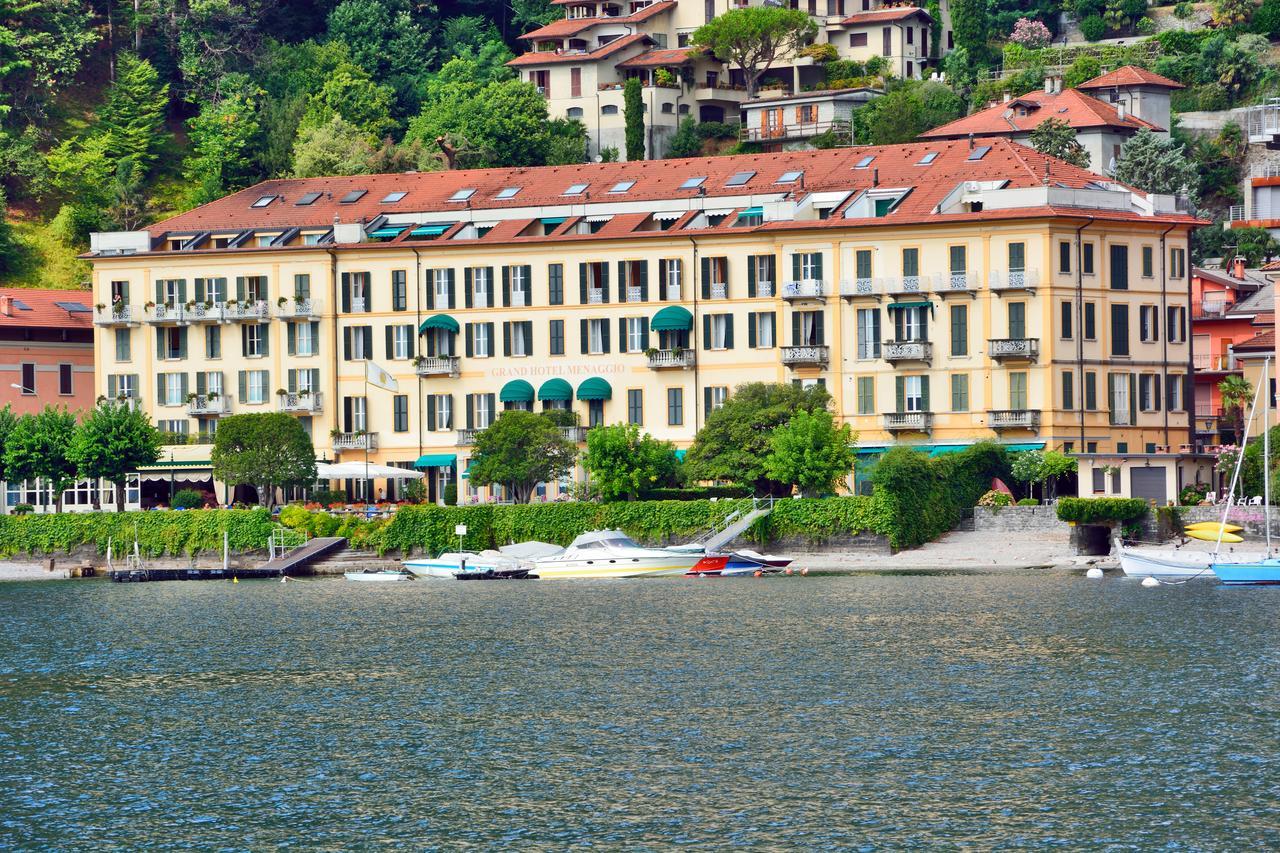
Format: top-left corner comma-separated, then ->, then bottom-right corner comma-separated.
531,530 -> 701,579
404,551 -> 519,578
344,568 -> 415,582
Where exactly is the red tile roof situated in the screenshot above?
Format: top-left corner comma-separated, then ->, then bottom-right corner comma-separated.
0,288 -> 95,330
840,6 -> 931,24
521,1 -> 674,40
1077,65 -> 1184,90
1233,329 -> 1276,352
616,46 -> 698,68
1261,259 -> 1280,272
919,87 -> 1161,139
130,138 -> 1199,255
507,32 -> 650,66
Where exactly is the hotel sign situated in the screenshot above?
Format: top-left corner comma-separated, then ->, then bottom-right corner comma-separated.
490,363 -> 627,378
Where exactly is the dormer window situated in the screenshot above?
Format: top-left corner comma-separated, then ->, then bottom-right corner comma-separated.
448,188 -> 476,202
609,181 -> 635,193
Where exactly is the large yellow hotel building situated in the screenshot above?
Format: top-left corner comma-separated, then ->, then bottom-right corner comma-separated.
87,139 -> 1199,503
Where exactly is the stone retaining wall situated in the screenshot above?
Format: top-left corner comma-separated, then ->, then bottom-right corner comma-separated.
1180,504 -> 1280,538
972,505 -> 1065,532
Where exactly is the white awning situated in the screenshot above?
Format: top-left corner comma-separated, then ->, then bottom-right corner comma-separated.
138,472 -> 212,484
703,209 -> 734,217
316,462 -> 424,480
584,214 -> 613,223
652,211 -> 684,220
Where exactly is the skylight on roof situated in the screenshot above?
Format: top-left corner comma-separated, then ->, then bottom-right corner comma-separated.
609,181 -> 635,193
296,192 -> 322,206
726,171 -> 756,186
853,156 -> 874,169
680,176 -> 706,189
916,152 -> 939,165
776,170 -> 804,183
381,191 -> 407,203
251,195 -> 276,208
55,301 -> 91,314
967,146 -> 991,161
564,183 -> 589,195
496,186 -> 521,199
448,188 -> 476,202
339,189 -> 367,204
11,299 -> 31,311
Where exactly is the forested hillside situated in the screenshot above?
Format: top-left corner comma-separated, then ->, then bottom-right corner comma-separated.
0,0 -> 576,288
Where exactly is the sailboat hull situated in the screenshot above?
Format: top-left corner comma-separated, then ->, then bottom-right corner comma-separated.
1211,560 -> 1280,585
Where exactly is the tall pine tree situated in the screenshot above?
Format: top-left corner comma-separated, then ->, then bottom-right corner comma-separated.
99,53 -> 171,174
623,76 -> 645,161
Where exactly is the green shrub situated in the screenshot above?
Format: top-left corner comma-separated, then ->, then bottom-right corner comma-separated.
639,486 -> 752,501
313,488 -> 347,506
0,508 -> 275,556
978,489 -> 1013,508
1056,497 -> 1149,524
12,504 -> 33,515
1080,15 -> 1108,40
1197,83 -> 1229,111
1017,498 -> 1039,507
1174,0 -> 1195,17
1179,483 -> 1211,506
443,483 -> 457,506
171,489 -> 205,510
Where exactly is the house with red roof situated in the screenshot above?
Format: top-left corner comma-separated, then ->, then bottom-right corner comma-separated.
921,68 -> 1182,175
0,288 -> 95,417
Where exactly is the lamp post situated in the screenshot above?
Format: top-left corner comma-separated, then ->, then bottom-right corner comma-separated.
169,451 -> 175,508
9,382 -> 33,394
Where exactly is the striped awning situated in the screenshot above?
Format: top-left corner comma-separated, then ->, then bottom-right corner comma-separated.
584,214 -> 613,223
410,224 -> 451,237
369,226 -> 406,238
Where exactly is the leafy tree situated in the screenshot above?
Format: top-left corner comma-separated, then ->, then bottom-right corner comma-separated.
442,15 -> 502,53
941,47 -> 977,94
1064,54 -> 1102,88
99,53 -> 171,174
1079,15 -> 1106,41
582,423 -> 678,501
292,116 -> 378,177
0,0 -> 96,122
1215,0 -> 1253,25
950,0 -> 989,64
1254,0 -> 1280,36
67,401 -> 162,511
1113,128 -> 1199,199
108,159 -> 153,231
301,65 -> 398,139
0,405 -> 16,482
1030,117 -> 1090,169
468,411 -> 577,504
327,0 -> 434,112
763,409 -> 855,498
623,76 -> 645,161
1227,226 -> 1280,267
212,413 -> 316,508
3,407 -> 78,512
666,117 -> 703,158
691,7 -> 818,97
406,71 -> 558,168
685,382 -> 832,496
1220,374 -> 1254,445
855,80 -> 963,145
183,92 -> 262,207
1009,450 -> 1077,501
166,0 -> 261,105
545,118 -> 588,165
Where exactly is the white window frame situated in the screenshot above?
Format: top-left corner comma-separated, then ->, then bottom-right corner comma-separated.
510,267 -> 529,305
665,259 -> 682,299
474,324 -> 491,358
434,395 -> 452,430
710,315 -> 728,349
247,370 -> 268,404
589,319 -> 606,355
246,324 -> 264,357
755,313 -> 774,348
904,375 -> 924,412
296,322 -> 316,357
164,374 -> 184,406
512,322 -> 530,357
627,318 -> 645,353
476,395 -> 494,429
709,386 -> 728,411
393,325 -> 411,360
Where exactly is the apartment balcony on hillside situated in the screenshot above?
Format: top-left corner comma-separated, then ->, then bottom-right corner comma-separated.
1193,299 -> 1229,320
334,432 -> 377,451
224,300 -> 271,322
781,279 -> 827,300
279,391 -> 323,414
988,338 -> 1040,362
781,345 -> 829,367
278,298 -> 322,320
647,348 -> 694,370
739,120 -> 842,144
989,269 -> 1040,292
456,428 -> 479,446
414,356 -> 460,378
1193,353 -> 1237,372
187,394 -> 230,417
883,411 -> 933,433
184,302 -> 224,324
883,340 -> 932,364
696,82 -> 749,105
560,426 -> 588,443
886,276 -> 929,297
988,409 -> 1041,432
94,305 -> 137,327
146,303 -> 186,325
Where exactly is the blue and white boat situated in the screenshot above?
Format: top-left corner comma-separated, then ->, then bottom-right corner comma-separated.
1211,559 -> 1280,585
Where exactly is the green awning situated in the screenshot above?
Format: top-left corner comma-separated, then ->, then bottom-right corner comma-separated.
651,305 -> 694,331
576,377 -> 612,401
737,206 -> 763,217
928,444 -> 970,457
419,313 -> 459,334
888,300 -> 932,309
414,453 -> 457,469
855,447 -> 887,456
499,379 -> 535,403
410,224 -> 450,237
1003,442 -> 1046,452
369,226 -> 406,238
540,216 -> 566,225
461,459 -> 475,479
538,378 -> 573,401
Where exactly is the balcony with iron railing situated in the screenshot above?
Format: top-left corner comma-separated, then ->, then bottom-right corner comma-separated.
146,303 -> 186,325
781,279 -> 827,300
278,298 -> 322,320
709,282 -> 728,300
1193,300 -> 1230,320
224,301 -> 271,322
665,284 -> 681,301
333,432 -> 378,451
647,349 -> 695,369
625,286 -> 644,303
936,271 -> 974,294
988,269 -> 1040,291
839,277 -> 879,298
886,276 -> 928,297
187,394 -> 231,417
883,411 -> 933,433
883,340 -> 932,363
279,391 -> 323,414
988,409 -> 1041,431
988,338 -> 1040,361
102,396 -> 143,411
1193,353 -> 1238,372
184,302 -> 224,324
94,305 -> 137,327
781,345 -> 829,366
414,356 -> 460,378
740,120 -> 844,143
560,426 -> 588,443
755,281 -> 775,298
1228,204 -> 1246,222
587,288 -> 605,305
456,428 -> 479,446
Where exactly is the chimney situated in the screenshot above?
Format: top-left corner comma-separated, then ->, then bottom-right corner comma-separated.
0,296 -> 10,317
1044,77 -> 1053,94
872,167 -> 879,187
968,132 -> 975,150
1117,102 -> 1126,120
1003,92 -> 1012,103
1232,256 -> 1246,279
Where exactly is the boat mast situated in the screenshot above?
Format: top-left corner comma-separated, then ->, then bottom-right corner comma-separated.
1216,367 -> 1267,557
1267,356 -> 1273,556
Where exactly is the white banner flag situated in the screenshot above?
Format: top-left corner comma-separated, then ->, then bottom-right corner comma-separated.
366,360 -> 399,392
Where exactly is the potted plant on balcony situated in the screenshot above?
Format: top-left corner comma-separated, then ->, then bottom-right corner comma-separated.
671,345 -> 685,358
205,391 -> 219,400
655,67 -> 676,88
412,354 -> 427,368
145,301 -> 156,311
644,346 -> 659,359
185,392 -> 198,403
277,296 -> 288,307
276,388 -> 287,398
225,298 -> 238,310
204,299 -> 215,310
185,300 -> 197,311
95,303 -> 106,312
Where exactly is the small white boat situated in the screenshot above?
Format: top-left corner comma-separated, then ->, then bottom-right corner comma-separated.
532,530 -> 701,579
344,568 -> 415,582
1118,541 -> 1267,579
404,551 -> 517,578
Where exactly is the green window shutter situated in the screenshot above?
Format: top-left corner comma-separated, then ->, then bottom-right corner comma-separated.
385,325 -> 394,360
701,257 -> 711,299
747,257 -> 757,298
155,280 -> 163,304
178,280 -> 187,303
464,268 -> 473,308
638,318 -> 646,349
895,376 -> 905,413
747,312 -> 757,348
502,265 -> 511,307
240,326 -> 249,358
287,369 -> 297,394
446,270 -> 456,309
950,245 -> 965,273
426,396 -> 436,432
503,322 -> 512,357
261,327 -> 269,357
921,376 -> 930,411
579,263 -> 588,304
107,375 -> 118,399
580,319 -> 588,355
600,262 -> 610,303
238,371 -> 247,403
658,260 -> 668,301
724,315 -> 734,349
950,305 -> 967,357
856,250 -> 871,280
814,312 -> 824,345
464,324 -> 474,358
704,387 -> 712,417
601,319 -> 611,353
618,317 -> 627,351
1009,242 -> 1025,271
791,312 -> 801,346
178,328 -> 188,358
179,373 -> 188,399
195,278 -> 205,302
813,253 -> 823,280
425,271 -> 435,310
235,277 -> 246,302
1009,302 -> 1025,339
638,261 -> 648,301
791,253 -> 801,281
702,314 -> 711,350
287,323 -> 296,356
523,266 -> 533,304
155,372 -> 164,406
1129,374 -> 1137,423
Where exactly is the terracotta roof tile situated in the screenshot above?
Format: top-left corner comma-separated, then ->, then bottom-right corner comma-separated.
520,1 -> 674,40
132,138 -> 1198,255
0,288 -> 95,330
1261,259 -> 1280,272
919,87 -> 1161,139
840,7 -> 931,24
507,32 -> 650,66
1234,329 -> 1275,352
616,46 -> 698,68
1077,65 -> 1184,90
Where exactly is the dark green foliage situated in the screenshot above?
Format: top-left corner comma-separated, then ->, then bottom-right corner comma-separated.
0,508 -> 275,557
98,53 -> 171,175
1056,498 -> 1149,523
313,488 -> 348,505
950,0 -> 990,64
1030,117 -> 1090,169
1080,16 -> 1107,41
871,442 -> 1012,548
1016,498 -> 1039,507
639,486 -> 752,501
212,414 -> 317,508
582,423 -> 679,501
1254,0 -> 1280,36
854,80 -> 963,145
172,489 -> 206,510
3,407 -> 78,511
467,411 -> 577,503
66,400 -> 162,511
691,7 -> 819,96
623,77 -> 645,161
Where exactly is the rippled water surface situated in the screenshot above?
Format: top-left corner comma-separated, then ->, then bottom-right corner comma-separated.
2,572 -> 1279,849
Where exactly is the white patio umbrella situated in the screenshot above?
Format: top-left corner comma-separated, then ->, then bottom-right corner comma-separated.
315,461 -> 425,480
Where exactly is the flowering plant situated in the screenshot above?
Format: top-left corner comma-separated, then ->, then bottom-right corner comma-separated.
1009,18 -> 1051,49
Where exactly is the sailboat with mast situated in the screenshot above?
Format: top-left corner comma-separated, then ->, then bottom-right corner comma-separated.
1119,357 -> 1272,579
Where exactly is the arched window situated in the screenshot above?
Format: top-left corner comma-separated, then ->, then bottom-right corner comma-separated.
601,104 -> 619,115
567,107 -> 584,119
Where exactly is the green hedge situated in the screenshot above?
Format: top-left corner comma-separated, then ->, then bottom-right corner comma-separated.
1055,497 -> 1149,524
638,486 -> 752,501
0,508 -> 275,557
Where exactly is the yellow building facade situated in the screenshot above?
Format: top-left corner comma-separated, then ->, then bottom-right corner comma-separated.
87,140 -> 1198,503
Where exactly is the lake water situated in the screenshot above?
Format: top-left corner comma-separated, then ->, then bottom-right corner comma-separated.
1,572 -> 1278,849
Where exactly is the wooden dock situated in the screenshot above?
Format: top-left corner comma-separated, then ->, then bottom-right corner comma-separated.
108,537 -> 348,582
